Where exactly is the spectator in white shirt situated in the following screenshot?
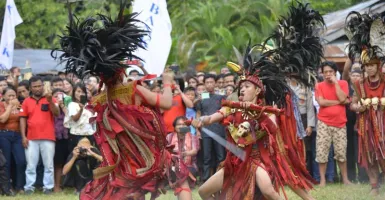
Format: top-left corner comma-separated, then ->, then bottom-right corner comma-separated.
64,83 -> 96,152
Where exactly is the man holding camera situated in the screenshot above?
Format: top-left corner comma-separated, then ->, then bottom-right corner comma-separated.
166,116 -> 199,199
63,137 -> 102,194
20,76 -> 59,195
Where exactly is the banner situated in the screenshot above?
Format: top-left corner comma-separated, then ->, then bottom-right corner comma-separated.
133,0 -> 172,76
0,0 -> 23,70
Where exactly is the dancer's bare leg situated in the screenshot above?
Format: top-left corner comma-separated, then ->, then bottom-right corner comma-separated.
198,168 -> 224,200
255,166 -> 283,200
366,162 -> 379,196
288,186 -> 315,200
177,180 -> 192,200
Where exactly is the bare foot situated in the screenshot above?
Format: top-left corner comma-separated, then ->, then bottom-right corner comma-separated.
343,180 -> 353,186
54,187 -> 62,193
369,188 -> 379,196
319,180 -> 326,187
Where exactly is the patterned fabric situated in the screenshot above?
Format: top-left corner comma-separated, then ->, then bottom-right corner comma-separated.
166,132 -> 199,170
316,120 -> 347,163
354,80 -> 385,169
166,132 -> 198,191
54,111 -> 68,140
291,92 -> 306,139
290,84 -> 316,127
219,96 -> 314,200
80,81 -> 182,200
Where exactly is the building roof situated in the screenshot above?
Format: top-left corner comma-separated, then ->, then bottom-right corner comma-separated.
324,45 -> 345,58
12,49 -> 64,74
322,0 -> 385,43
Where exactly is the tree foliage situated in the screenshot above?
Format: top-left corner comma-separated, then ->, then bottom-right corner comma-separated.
167,0 -> 288,70
0,0 -> 117,49
0,0 -> 365,71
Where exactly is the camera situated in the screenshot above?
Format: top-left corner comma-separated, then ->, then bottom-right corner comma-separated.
178,127 -> 190,134
78,147 -> 88,156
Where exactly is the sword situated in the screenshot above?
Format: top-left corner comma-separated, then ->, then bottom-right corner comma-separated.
201,127 -> 246,161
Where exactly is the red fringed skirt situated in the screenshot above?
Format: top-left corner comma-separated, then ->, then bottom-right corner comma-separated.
357,109 -> 385,171
219,101 -> 314,200
80,102 -> 188,200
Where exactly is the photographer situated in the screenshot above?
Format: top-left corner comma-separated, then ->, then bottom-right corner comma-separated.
166,116 -> 199,200
62,137 -> 102,194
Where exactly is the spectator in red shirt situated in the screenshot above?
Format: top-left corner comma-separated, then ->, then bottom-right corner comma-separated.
20,76 -> 59,195
315,61 -> 352,187
0,87 -> 24,196
163,82 -> 193,133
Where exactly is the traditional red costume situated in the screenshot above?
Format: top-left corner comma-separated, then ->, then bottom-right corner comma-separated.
351,55 -> 385,191
213,3 -> 323,199
215,94 -> 314,200
79,81 -> 188,200
354,77 -> 385,170
346,11 -> 385,177
53,2 -> 189,199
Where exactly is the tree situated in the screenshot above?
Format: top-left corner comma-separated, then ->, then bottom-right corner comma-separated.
167,0 -> 288,70
0,0 -> 117,49
0,0 -> 366,71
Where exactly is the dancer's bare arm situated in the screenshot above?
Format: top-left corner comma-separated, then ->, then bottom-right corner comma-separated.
192,107 -> 228,128
342,58 -> 352,81
350,91 -> 366,113
136,72 -> 174,110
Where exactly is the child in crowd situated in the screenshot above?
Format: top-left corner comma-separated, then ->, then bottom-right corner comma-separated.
225,85 -> 235,97
196,83 -> 205,96
184,87 -> 197,136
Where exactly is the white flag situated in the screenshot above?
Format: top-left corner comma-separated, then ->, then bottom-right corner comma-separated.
0,0 -> 22,70
133,0 -> 172,76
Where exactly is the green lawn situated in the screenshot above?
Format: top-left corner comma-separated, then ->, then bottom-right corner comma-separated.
2,184 -> 385,199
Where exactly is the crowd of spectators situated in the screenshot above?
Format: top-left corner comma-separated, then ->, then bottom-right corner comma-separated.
0,59 -> 380,196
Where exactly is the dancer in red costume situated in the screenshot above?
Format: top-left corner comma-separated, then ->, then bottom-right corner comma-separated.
53,1 -> 191,200
191,2 -> 325,200
346,11 -> 385,196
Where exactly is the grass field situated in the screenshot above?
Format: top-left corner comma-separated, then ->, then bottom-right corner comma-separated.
2,183 -> 385,200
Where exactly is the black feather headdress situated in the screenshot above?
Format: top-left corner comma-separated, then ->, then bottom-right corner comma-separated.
52,1 -> 148,83
264,1 -> 325,87
345,11 -> 378,60
228,2 -> 324,107
240,45 -> 290,107
345,11 -> 385,66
